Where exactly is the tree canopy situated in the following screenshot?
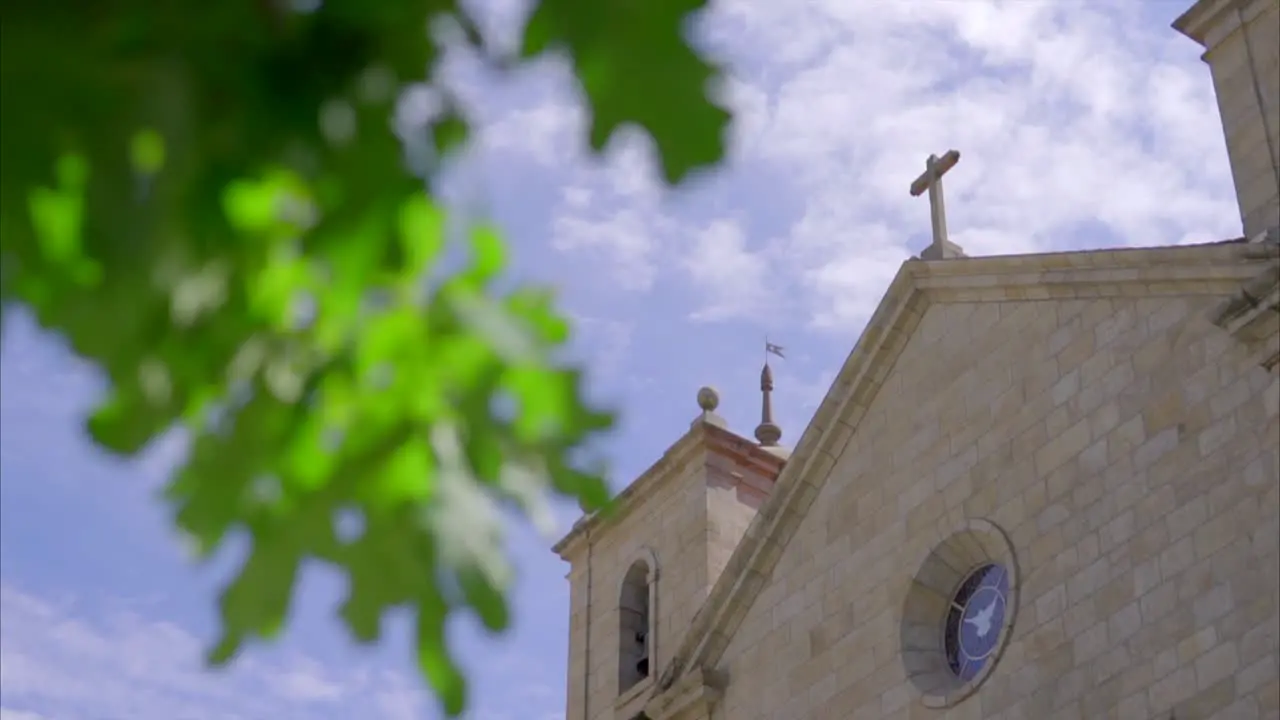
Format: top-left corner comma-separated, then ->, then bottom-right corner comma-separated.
0,0 -> 730,713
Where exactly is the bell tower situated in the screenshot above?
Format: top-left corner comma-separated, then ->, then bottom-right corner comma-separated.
555,387 -> 788,720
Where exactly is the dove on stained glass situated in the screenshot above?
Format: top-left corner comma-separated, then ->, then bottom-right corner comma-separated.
964,597 -> 999,639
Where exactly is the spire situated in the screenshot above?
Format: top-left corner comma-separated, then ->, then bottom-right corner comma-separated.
754,359 -> 782,447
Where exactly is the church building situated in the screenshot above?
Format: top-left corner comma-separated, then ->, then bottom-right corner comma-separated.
553,0 -> 1280,718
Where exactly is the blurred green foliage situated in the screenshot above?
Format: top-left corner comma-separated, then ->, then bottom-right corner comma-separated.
0,0 -> 730,713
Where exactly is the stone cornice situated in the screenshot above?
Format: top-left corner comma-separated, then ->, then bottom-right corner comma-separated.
910,243 -> 1273,303
552,421 -> 785,561
1174,0 -> 1273,50
657,241 -> 1277,690
553,426 -> 706,561
1207,243 -> 1280,370
1210,264 -> 1280,333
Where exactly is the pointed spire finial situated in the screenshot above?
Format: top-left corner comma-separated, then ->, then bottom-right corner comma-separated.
755,339 -> 785,446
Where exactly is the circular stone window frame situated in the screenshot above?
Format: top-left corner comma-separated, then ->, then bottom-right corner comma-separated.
898,518 -> 1020,709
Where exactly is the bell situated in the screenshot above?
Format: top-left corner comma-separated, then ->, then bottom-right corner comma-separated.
636,654 -> 649,677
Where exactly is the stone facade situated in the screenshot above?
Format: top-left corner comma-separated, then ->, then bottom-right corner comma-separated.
709,250 -> 1279,720
557,241 -> 1279,720
555,2 -> 1280,718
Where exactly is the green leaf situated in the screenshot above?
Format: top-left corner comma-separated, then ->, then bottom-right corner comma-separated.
130,129 -> 166,175
209,521 -> 306,666
431,110 -> 470,161
458,566 -> 509,632
416,591 -> 467,715
0,0 -> 728,714
466,223 -> 506,286
88,388 -> 171,455
518,0 -> 731,183
397,194 -> 446,271
28,156 -> 87,266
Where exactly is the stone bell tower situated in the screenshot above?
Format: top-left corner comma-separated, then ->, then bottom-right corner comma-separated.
554,387 -> 788,720
1175,0 -> 1280,239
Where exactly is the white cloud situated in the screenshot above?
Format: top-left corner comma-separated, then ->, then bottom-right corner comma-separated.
473,0 -> 1237,333
273,658 -> 346,702
483,102 -> 584,167
746,1 -> 1233,323
0,584 -> 428,720
682,219 -> 774,323
567,313 -> 633,380
542,134 -> 682,294
716,77 -> 772,160
0,709 -> 51,720
551,207 -> 662,292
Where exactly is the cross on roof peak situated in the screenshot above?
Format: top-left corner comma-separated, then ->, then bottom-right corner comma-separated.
910,149 -> 967,260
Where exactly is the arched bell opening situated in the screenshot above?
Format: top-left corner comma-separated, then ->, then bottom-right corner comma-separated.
618,559 -> 653,694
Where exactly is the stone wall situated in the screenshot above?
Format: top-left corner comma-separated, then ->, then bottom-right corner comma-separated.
714,293 -> 1279,719
560,425 -> 782,720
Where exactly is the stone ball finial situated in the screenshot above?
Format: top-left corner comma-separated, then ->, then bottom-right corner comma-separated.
696,386 -> 720,412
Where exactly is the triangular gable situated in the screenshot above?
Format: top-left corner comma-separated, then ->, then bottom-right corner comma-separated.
655,241 -> 1279,692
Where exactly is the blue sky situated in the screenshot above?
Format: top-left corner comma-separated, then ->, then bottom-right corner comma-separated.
0,1 -> 1242,719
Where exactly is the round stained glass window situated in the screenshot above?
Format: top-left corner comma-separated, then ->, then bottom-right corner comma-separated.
943,563 -> 1010,682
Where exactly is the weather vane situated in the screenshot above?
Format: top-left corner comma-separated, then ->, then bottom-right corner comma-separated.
764,337 -> 785,363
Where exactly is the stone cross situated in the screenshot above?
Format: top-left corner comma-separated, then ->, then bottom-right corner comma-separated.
910,149 -> 965,260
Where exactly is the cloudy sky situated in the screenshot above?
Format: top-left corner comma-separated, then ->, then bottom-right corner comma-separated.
0,1 -> 1242,718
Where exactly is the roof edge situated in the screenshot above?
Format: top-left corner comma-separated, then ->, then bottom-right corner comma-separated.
658,259 -> 929,689
1174,0 -> 1230,45
551,421 -> 782,560
551,425 -> 708,560
658,241 -> 1279,687
1174,0 -> 1272,48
